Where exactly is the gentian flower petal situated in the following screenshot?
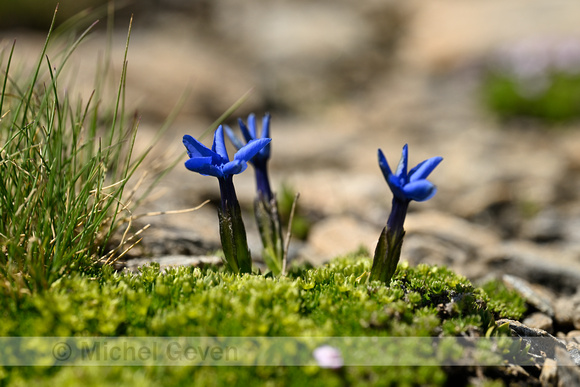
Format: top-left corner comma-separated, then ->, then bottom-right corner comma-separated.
212,126 -> 230,162
185,157 -> 223,177
387,174 -> 407,201
402,180 -> 437,202
232,113 -> 272,164
409,156 -> 443,182
259,114 -> 272,159
261,114 -> 271,139
184,123 -> 273,185
247,113 -> 257,138
183,135 -> 214,159
233,138 -> 271,163
378,149 -> 393,182
378,145 -> 442,203
395,144 -> 409,181
221,160 -> 247,176
225,125 -> 245,151
237,117 -> 254,143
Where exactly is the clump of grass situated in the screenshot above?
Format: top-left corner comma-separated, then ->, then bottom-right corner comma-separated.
0,10 -> 147,293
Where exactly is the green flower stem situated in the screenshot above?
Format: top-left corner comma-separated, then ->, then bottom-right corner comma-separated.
370,198 -> 408,284
217,176 -> 251,274
254,193 -> 284,276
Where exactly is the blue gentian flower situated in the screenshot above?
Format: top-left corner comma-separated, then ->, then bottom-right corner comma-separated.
182,126 -> 271,274
225,113 -> 285,275
378,144 -> 443,232
225,113 -> 273,201
378,144 -> 443,203
183,125 -> 270,180
371,144 -> 442,284
227,113 -> 271,162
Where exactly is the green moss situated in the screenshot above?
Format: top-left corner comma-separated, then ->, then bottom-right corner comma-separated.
478,279 -> 527,321
1,255 -> 527,385
482,71 -> 580,123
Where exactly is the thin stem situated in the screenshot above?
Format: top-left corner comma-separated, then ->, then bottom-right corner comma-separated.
282,192 -> 300,276
253,160 -> 273,202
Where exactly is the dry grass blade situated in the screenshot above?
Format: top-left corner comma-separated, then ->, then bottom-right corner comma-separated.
130,199 -> 210,221
282,193 -> 300,276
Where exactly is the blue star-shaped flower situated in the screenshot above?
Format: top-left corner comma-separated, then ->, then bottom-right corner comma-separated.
182,125 -> 271,274
378,144 -> 443,203
371,144 -> 443,284
225,113 -> 271,164
183,125 -> 271,178
225,113 -> 274,200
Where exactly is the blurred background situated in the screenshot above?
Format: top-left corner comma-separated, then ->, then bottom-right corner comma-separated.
4,0 -> 580,287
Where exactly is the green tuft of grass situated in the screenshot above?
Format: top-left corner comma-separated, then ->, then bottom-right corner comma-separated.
0,10 -> 150,293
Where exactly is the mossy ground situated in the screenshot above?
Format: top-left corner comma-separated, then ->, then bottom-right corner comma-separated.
1,254 -> 526,386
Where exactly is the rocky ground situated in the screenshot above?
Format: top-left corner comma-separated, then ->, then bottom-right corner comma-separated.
4,0 -> 580,383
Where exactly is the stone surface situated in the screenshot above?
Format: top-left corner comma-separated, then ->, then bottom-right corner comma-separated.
556,347 -> 580,385
401,0 -> 580,72
305,216 -> 379,265
523,312 -> 554,334
486,244 -> 580,295
554,298 -> 576,328
496,319 -> 568,362
574,294 -> 580,330
539,358 -> 557,387
123,255 -> 222,273
502,275 -> 555,317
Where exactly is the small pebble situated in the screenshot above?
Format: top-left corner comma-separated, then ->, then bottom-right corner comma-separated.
503,274 -> 555,316
523,312 -> 553,333
567,330 -> 580,344
554,297 -> 575,327
539,358 -> 557,386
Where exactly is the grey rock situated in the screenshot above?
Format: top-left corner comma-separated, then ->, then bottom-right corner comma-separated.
523,312 -> 554,334
496,318 -> 567,362
497,319 -> 580,368
554,298 -> 576,328
402,1 -> 580,71
123,255 -> 222,273
305,215 -> 378,265
573,295 -> 580,331
138,225 -> 219,257
520,209 -> 563,243
502,275 -> 555,317
556,347 -> 580,385
485,243 -> 580,295
566,330 -> 580,343
401,211 -> 501,278
404,211 -> 501,250
539,358 -> 557,387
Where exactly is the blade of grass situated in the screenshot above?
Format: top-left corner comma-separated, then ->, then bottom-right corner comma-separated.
0,40 -> 15,117
199,87 -> 254,140
19,5 -> 58,130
